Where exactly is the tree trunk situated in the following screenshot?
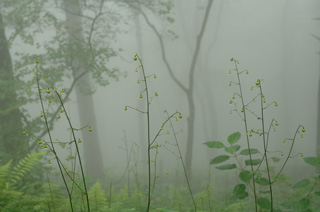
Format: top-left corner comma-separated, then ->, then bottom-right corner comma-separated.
0,12 -> 28,164
64,0 -> 104,183
317,53 -> 320,173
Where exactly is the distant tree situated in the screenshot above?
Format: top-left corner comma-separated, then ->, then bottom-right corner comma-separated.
0,0 -> 48,164
311,18 -> 320,170
122,0 -> 214,177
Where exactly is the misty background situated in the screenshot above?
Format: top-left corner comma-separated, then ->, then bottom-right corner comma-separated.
1,0 -> 320,188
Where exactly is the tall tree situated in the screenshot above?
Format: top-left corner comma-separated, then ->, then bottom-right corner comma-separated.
124,0 -> 214,176
63,0 -> 104,182
0,0 -> 48,164
0,12 -> 27,163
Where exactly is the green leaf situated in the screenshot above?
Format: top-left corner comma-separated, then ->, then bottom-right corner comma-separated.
245,159 -> 261,166
255,177 -> 270,185
271,157 -> 280,162
216,164 -> 237,170
228,132 -> 241,145
239,170 -> 252,183
303,156 -> 320,167
257,197 -> 271,210
314,191 -> 320,196
298,198 -> 310,210
210,155 -> 230,164
240,148 -> 260,156
203,141 -> 225,149
293,179 -> 311,189
232,184 -> 248,199
225,145 -> 241,154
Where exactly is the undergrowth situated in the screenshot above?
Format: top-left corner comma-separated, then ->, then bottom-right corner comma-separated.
0,57 -> 319,212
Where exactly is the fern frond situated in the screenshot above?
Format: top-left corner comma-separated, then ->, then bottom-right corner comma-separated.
0,160 -> 12,188
9,152 -> 45,185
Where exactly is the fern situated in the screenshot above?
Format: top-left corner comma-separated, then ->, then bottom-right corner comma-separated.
9,152 -> 44,185
88,181 -> 108,212
0,160 -> 12,188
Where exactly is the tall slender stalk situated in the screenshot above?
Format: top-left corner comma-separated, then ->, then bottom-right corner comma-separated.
55,91 -> 90,212
35,62 -> 74,212
257,80 -> 273,211
233,59 -> 258,211
167,112 -> 196,211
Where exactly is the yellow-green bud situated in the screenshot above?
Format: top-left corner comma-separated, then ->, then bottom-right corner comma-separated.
275,122 -> 278,126
256,81 -> 260,86
302,128 -> 305,133
179,114 -> 182,119
78,139 -> 82,143
133,56 -> 137,61
124,106 -> 127,111
38,140 -> 42,145
48,160 -> 51,164
155,92 -> 158,97
22,130 -> 27,135
230,58 -> 234,61
89,127 -> 92,132
46,89 -> 50,94
36,59 -> 40,64
275,103 -> 278,107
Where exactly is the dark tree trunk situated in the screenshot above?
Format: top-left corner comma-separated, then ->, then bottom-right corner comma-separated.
0,12 -> 28,164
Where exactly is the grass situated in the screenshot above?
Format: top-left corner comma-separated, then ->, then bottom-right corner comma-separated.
1,56 -> 319,212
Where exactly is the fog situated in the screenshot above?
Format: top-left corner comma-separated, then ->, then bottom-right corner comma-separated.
1,0 -> 320,211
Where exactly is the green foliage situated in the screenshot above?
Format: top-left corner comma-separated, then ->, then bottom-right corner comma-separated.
0,152 -> 44,209
303,156 -> 320,167
9,152 -> 44,185
89,181 -> 108,212
204,58 -> 317,212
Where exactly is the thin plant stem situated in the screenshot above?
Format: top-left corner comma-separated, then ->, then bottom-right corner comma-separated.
55,91 -> 91,212
272,125 -> 302,183
35,66 -> 74,212
135,54 -> 152,212
233,59 -> 258,211
167,112 -> 197,212
258,80 -> 273,211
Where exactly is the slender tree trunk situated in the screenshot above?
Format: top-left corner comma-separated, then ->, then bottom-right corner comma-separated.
0,12 -> 28,164
184,0 -> 214,177
317,53 -> 320,173
64,0 -> 104,183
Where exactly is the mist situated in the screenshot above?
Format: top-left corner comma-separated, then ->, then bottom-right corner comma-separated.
1,0 -> 319,211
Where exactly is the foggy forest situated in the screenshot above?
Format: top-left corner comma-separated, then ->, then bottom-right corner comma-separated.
0,0 -> 320,211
